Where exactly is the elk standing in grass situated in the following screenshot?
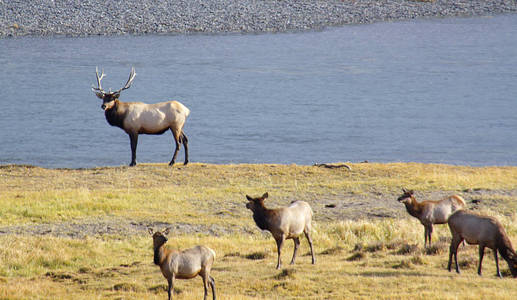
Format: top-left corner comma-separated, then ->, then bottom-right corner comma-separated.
397,189 -> 466,247
92,67 -> 190,166
245,192 -> 315,269
447,210 -> 517,277
149,228 -> 216,300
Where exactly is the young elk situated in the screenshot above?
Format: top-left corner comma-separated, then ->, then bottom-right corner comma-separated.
149,228 -> 216,300
92,67 -> 190,166
397,188 -> 466,247
245,192 -> 315,269
448,210 -> 517,278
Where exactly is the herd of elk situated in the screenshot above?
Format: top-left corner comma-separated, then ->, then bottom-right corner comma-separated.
149,228 -> 216,300
397,188 -> 466,247
245,192 -> 315,269
92,67 -> 190,166
89,69 -> 517,300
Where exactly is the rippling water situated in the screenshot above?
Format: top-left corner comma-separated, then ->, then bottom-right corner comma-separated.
1,15 -> 516,168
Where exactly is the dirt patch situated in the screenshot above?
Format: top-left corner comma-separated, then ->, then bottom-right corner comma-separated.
0,218 -> 252,239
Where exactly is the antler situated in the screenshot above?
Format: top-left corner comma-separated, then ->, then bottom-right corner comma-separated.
115,67 -> 136,94
92,67 -> 106,94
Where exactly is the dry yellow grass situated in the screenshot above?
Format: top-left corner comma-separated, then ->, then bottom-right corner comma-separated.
0,163 -> 517,299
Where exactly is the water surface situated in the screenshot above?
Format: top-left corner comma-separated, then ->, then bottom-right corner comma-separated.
1,15 -> 516,168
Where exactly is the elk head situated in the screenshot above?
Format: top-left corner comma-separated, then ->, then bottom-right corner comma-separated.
92,67 -> 136,110
148,227 -> 170,249
246,192 -> 269,211
397,188 -> 414,202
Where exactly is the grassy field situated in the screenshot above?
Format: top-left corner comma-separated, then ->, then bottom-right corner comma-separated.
1,162 -> 517,299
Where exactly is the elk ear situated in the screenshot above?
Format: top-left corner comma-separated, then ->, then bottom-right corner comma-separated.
147,228 -> 154,235
162,228 -> 170,235
262,192 -> 269,199
246,195 -> 253,201
409,190 -> 414,195
112,92 -> 121,99
402,188 -> 407,193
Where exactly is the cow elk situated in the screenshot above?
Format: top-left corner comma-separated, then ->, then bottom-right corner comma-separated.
397,188 -> 466,247
245,192 -> 315,269
92,67 -> 190,166
149,228 -> 216,300
447,210 -> 517,278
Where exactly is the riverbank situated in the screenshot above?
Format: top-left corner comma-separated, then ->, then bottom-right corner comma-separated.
1,0 -> 517,38
1,162 -> 516,236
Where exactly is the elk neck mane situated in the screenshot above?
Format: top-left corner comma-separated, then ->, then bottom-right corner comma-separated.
104,99 -> 129,129
402,197 -> 423,218
252,205 -> 274,231
154,243 -> 167,266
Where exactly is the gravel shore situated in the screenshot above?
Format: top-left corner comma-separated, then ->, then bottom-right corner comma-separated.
1,0 -> 517,38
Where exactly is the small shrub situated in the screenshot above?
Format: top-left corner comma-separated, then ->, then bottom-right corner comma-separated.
320,246 -> 345,255
148,284 -> 182,294
397,243 -> 419,255
274,268 -> 296,280
410,256 -> 426,265
78,267 -> 91,274
459,258 -> 475,268
353,243 -> 364,252
393,260 -> 412,269
424,242 -> 447,255
245,251 -> 267,260
112,282 -> 142,292
224,252 -> 241,257
365,242 -> 385,253
346,252 -> 365,261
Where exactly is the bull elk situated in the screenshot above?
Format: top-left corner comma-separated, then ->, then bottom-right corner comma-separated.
92,67 -> 190,166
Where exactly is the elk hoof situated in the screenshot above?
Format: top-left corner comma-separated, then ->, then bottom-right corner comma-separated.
169,161 -> 175,166
129,162 -> 136,167
183,160 -> 189,165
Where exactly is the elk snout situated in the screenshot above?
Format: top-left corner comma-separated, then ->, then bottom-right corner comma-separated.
101,104 -> 106,110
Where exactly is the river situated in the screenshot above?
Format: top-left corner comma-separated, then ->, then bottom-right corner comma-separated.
1,15 -> 516,168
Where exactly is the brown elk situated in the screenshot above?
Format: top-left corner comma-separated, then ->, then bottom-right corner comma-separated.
447,210 -> 517,277
92,67 -> 190,166
245,192 -> 315,269
397,189 -> 466,247
149,228 -> 216,300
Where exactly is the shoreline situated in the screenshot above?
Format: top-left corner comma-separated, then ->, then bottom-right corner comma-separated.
1,0 -> 517,38
2,161 -> 517,171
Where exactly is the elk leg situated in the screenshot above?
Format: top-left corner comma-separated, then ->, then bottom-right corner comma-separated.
201,273 -> 208,300
167,275 -> 174,300
129,133 -> 138,166
478,245 -> 485,276
494,249 -> 502,278
290,237 -> 300,265
424,226 -> 429,248
428,225 -> 433,247
304,230 -> 316,264
448,236 -> 462,273
209,276 -> 216,300
169,130 -> 180,166
275,235 -> 285,269
181,132 -> 189,165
